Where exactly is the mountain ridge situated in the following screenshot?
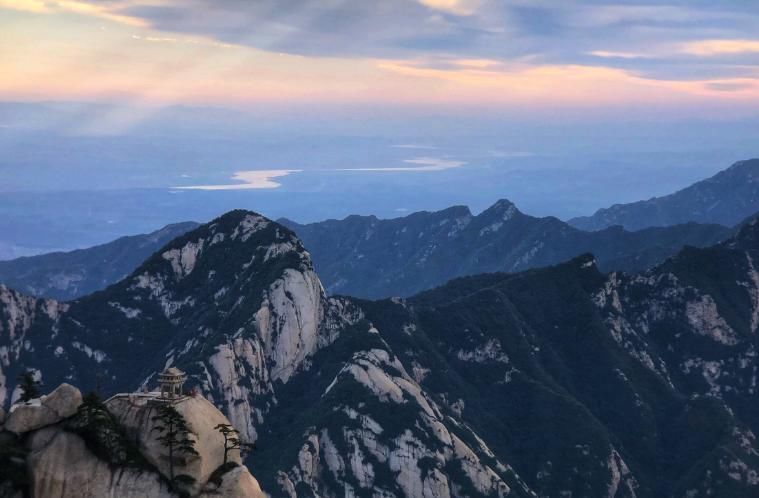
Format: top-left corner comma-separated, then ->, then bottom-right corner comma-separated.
569,158 -> 759,231
0,221 -> 199,301
281,198 -> 732,298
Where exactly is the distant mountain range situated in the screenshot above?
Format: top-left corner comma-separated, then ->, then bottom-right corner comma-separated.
3,210 -> 759,497
1,202 -> 732,303
281,200 -> 732,298
569,158 -> 759,231
0,222 -> 198,300
3,158 -> 757,302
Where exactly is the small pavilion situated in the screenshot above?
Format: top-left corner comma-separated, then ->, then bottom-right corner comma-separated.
158,367 -> 187,399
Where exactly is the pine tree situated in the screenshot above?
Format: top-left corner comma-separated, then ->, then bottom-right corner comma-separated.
77,392 -> 111,427
152,404 -> 199,485
16,370 -> 40,403
67,392 -> 132,464
214,423 -> 242,464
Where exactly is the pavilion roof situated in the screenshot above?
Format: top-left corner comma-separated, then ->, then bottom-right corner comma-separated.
160,367 -> 186,377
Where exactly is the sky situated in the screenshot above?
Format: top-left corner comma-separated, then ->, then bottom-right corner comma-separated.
0,1 -> 758,257
2,0 -> 759,109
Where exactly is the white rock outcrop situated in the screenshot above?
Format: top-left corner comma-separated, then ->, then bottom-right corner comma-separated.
5,383 -> 82,434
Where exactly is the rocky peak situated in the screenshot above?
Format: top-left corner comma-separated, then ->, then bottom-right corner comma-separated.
125,209 -> 315,320
137,209 -> 309,281
480,198 -> 520,221
0,286 -> 65,406
472,199 -> 525,238
111,211 -> 346,440
0,210 -> 363,448
0,284 -> 64,329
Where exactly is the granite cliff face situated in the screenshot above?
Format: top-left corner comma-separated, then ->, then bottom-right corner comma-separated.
2,210 -> 759,497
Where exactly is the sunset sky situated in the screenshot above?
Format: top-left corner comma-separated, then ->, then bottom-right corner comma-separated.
1,1 -> 759,257
2,0 -> 759,110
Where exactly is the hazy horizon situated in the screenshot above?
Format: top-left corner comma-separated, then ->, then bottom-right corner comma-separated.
2,0 -> 759,257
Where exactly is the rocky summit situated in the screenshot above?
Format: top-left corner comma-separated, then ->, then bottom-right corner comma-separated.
1,209 -> 759,497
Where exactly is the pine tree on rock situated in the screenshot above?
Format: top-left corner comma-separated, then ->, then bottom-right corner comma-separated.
67,392 -> 136,465
151,404 -> 199,486
214,423 -> 242,465
76,392 -> 111,427
16,370 -> 40,403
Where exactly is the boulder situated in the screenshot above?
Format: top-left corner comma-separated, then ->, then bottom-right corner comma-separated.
5,402 -> 59,435
107,394 -> 243,495
27,426 -> 174,498
41,383 -> 82,418
199,465 -> 266,498
5,384 -> 82,435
